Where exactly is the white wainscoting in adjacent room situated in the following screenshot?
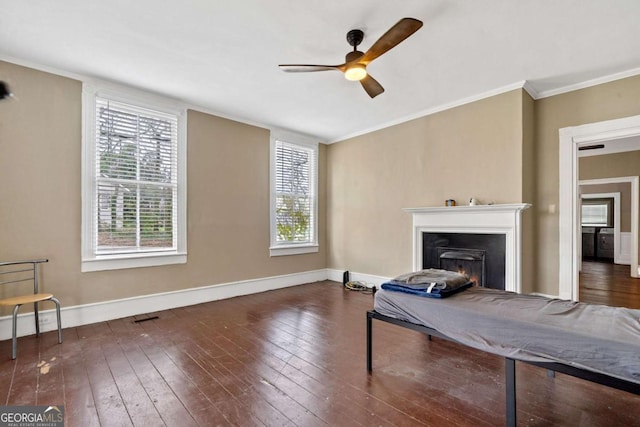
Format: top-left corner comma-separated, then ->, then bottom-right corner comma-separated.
619,232 -> 632,265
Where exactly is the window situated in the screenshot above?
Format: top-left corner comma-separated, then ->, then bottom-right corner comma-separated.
581,198 -> 612,227
82,83 -> 186,272
270,130 -> 318,256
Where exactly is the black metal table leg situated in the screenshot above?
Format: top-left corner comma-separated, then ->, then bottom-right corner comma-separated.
366,310 -> 640,426
366,311 -> 373,372
506,357 -> 516,427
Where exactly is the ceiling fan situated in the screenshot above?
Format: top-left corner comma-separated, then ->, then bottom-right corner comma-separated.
279,17 -> 423,98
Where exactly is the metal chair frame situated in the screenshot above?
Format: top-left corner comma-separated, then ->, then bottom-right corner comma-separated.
0,259 -> 62,359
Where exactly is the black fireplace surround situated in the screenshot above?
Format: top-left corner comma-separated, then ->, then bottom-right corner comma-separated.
422,232 -> 506,290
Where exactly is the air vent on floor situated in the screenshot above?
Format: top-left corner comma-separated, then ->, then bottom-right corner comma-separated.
133,315 -> 159,323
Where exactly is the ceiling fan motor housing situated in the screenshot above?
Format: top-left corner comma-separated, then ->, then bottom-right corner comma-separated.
346,29 -> 364,48
346,50 -> 364,63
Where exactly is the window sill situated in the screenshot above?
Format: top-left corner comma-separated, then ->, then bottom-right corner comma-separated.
81,252 -> 187,272
269,244 -> 319,257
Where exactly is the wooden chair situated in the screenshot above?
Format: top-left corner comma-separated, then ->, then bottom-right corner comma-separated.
0,259 -> 62,359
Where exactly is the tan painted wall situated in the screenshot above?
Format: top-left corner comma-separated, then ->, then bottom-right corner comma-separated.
326,89 -> 527,279
327,75 -> 640,295
4,59 -> 640,304
535,75 -> 640,295
580,151 -> 640,182
0,61 -> 326,314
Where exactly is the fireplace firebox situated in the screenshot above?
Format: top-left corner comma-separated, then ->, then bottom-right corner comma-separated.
437,248 -> 486,286
423,232 -> 505,290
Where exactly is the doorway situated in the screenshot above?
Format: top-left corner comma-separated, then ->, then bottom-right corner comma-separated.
559,114 -> 640,301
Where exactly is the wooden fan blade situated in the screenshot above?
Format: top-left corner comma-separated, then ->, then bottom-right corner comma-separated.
360,74 -> 385,98
359,18 -> 423,65
279,64 -> 345,72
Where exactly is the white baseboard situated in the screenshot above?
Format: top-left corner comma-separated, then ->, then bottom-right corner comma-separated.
326,268 -> 391,289
530,292 -> 561,300
327,269 -> 564,301
0,269 -> 328,341
326,269 -> 564,300
4,267 -> 565,342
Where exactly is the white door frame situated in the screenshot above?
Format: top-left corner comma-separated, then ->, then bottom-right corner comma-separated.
559,114 -> 640,301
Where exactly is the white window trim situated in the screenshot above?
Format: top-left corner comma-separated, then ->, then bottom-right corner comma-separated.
81,81 -> 187,272
269,129 -> 319,257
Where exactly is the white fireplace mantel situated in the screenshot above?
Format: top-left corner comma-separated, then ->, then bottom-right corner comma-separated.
404,203 -> 531,293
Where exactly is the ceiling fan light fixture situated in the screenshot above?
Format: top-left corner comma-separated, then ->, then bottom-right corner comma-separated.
279,18 -> 423,97
344,64 -> 367,81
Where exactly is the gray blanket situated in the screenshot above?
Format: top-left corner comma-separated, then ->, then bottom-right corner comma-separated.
374,287 -> 640,384
391,268 -> 469,289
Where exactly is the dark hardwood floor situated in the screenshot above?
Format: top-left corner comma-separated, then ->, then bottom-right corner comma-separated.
580,260 -> 640,308
1,281 -> 639,426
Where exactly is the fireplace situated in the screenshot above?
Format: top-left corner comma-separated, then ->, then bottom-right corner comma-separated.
424,232 -> 506,289
404,203 -> 530,293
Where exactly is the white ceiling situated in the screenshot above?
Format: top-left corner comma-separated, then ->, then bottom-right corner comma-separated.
2,0 -> 640,142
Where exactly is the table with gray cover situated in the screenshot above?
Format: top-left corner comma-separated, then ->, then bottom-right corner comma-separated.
368,287 -> 640,426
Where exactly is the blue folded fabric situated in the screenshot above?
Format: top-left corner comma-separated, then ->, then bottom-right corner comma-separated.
381,281 -> 473,298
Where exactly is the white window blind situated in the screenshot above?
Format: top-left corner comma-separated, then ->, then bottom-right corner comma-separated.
582,202 -> 610,227
94,97 -> 178,254
274,140 -> 316,244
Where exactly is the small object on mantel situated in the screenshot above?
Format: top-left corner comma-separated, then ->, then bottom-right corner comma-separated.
0,81 -> 13,100
469,198 -> 478,206
445,199 -> 456,207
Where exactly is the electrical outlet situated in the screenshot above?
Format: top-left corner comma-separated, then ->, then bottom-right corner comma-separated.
38,316 -> 52,325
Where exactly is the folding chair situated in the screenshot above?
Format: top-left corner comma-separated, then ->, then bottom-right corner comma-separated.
0,259 -> 62,359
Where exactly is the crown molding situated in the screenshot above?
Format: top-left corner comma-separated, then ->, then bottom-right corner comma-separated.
4,54 -> 640,145
534,67 -> 640,99
330,81 -> 530,143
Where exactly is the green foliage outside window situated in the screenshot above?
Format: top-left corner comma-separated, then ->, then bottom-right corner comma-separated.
276,195 -> 310,242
